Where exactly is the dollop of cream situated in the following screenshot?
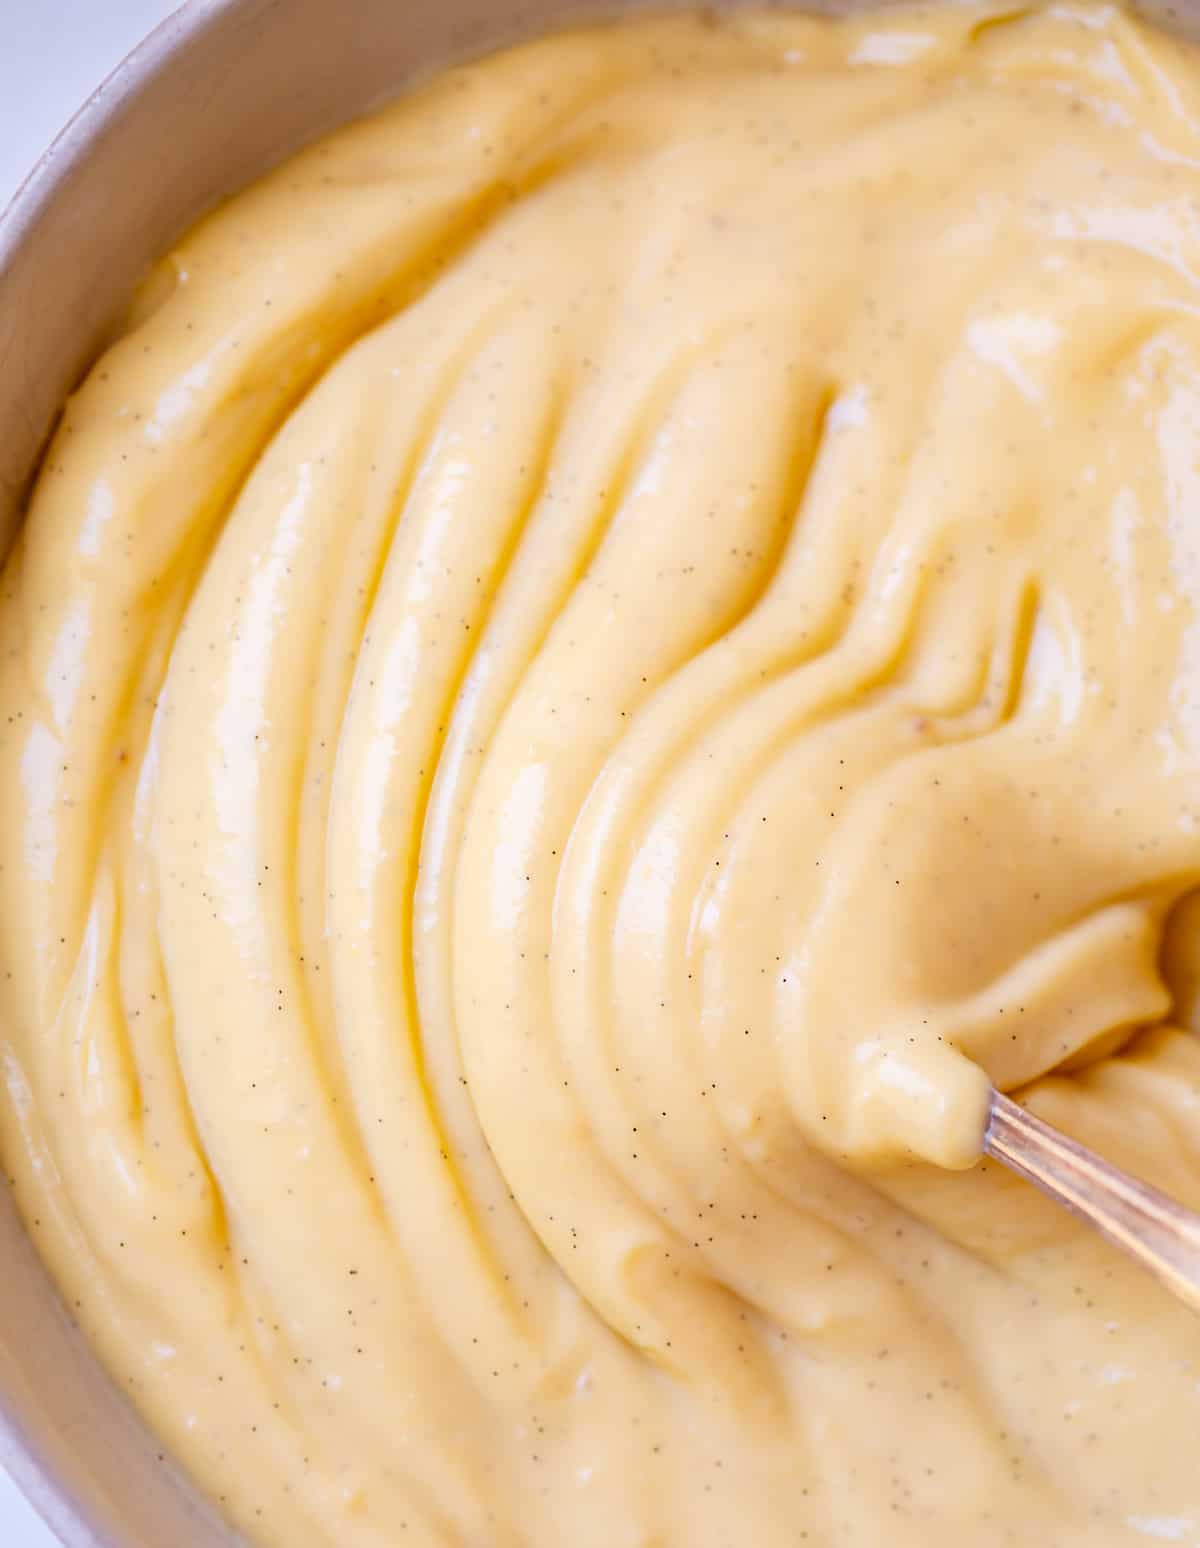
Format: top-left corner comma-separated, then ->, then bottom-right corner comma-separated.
3,6 -> 1200,1545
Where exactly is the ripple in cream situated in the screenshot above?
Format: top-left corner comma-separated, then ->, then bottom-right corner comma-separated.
2,4 -> 1200,1545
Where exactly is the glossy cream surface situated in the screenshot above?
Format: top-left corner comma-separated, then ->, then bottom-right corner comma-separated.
4,4 -> 1200,1544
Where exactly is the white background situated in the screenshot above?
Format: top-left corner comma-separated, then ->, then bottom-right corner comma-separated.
0,5 -> 185,1541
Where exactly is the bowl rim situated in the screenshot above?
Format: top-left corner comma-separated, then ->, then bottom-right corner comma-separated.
0,11 -> 233,1547
0,0 -> 230,535
0,2 -> 201,253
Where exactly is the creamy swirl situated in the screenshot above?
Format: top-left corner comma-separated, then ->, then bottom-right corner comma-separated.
3,5 -> 1200,1546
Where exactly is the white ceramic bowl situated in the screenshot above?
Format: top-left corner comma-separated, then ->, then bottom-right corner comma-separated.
0,0 -> 1194,1543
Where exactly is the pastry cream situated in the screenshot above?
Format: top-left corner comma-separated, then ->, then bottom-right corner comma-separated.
3,3 -> 1200,1543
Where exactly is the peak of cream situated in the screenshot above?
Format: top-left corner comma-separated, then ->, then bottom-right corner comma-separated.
3,4 -> 1200,1545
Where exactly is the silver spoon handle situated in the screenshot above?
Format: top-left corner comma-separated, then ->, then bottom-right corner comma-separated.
984,1090 -> 1200,1315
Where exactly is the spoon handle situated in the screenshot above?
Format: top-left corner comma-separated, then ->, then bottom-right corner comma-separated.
984,1090 -> 1200,1315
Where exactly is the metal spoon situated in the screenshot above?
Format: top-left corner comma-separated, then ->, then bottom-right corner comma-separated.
984,1091 -> 1200,1314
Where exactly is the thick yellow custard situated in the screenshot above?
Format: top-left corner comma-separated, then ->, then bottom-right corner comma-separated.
4,3 -> 1200,1543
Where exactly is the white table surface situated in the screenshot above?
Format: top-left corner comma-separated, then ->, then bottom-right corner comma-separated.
0,5 -> 185,1539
